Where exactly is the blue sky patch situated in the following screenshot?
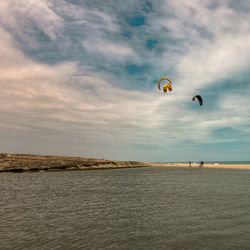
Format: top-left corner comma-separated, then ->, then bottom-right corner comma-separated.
143,1 -> 153,13
146,39 -> 158,50
125,15 -> 146,27
125,64 -> 150,75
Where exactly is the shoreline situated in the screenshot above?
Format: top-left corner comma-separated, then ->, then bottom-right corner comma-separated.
150,163 -> 250,170
0,153 -> 149,173
1,153 -> 250,173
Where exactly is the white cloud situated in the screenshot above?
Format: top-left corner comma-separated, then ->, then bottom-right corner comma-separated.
0,26 -> 163,138
1,0 -> 250,160
82,39 -> 135,61
0,0 -> 64,48
151,0 -> 250,92
176,33 -> 250,92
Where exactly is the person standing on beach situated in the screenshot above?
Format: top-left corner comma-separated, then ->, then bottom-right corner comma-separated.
189,161 -> 192,167
200,161 -> 204,167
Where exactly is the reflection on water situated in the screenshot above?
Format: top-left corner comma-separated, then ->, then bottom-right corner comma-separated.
1,167 -> 250,249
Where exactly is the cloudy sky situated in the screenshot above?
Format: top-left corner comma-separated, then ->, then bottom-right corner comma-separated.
1,0 -> 250,162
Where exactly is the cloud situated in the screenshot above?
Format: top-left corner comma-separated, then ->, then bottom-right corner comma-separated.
150,0 -> 250,91
0,0 -> 64,48
0,25 -> 165,148
1,0 -> 250,160
82,39 -> 135,61
176,33 -> 250,92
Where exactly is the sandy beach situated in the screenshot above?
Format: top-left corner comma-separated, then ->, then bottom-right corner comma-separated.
150,163 -> 250,170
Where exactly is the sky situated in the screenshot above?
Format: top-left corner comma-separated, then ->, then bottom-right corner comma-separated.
1,0 -> 250,162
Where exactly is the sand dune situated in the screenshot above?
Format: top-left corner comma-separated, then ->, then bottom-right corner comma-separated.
0,153 -> 149,173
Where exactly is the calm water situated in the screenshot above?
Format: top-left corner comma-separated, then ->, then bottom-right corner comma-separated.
160,161 -> 250,165
1,167 -> 250,249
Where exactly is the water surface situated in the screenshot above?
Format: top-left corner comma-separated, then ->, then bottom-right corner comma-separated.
1,167 -> 250,249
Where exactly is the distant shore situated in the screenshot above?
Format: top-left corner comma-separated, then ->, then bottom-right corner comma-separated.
1,153 -> 249,173
0,153 -> 149,173
151,163 -> 250,170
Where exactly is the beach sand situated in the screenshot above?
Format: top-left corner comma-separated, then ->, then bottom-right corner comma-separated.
150,163 -> 250,170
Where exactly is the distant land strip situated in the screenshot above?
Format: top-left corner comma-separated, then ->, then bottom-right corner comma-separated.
0,153 -> 150,173
1,154 -> 250,173
151,163 -> 250,170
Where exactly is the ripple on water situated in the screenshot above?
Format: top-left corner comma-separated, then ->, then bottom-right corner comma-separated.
0,167 -> 250,249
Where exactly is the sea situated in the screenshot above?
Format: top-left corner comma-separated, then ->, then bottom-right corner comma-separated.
1,166 -> 250,249
156,161 -> 250,165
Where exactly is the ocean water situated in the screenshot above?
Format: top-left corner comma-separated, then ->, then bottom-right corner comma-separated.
205,161 -> 250,165
157,161 -> 250,165
0,167 -> 250,249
